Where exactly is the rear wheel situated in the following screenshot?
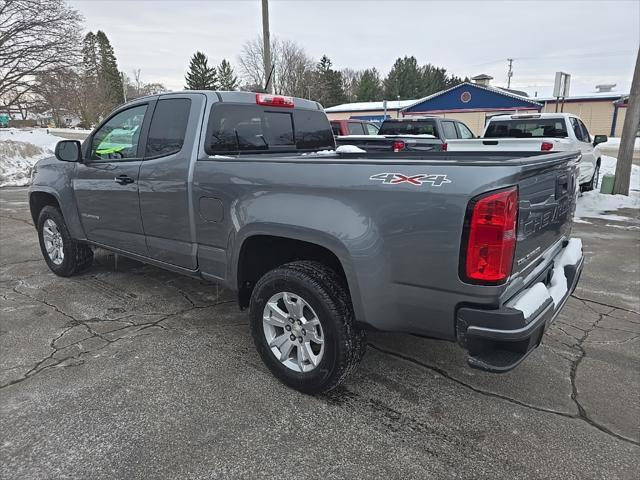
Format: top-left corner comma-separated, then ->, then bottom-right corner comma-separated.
249,261 -> 366,394
580,163 -> 600,192
37,206 -> 93,277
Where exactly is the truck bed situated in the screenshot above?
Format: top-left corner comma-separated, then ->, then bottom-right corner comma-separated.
194,149 -> 580,340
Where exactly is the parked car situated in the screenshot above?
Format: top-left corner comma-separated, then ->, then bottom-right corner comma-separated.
447,113 -> 607,191
336,116 -> 475,152
330,119 -> 379,136
30,91 -> 584,393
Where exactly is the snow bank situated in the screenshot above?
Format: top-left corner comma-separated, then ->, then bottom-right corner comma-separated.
0,128 -> 65,187
574,155 -> 640,221
600,137 -> 640,149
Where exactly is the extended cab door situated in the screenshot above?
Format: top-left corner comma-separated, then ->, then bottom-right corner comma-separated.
137,93 -> 206,269
74,101 -> 153,255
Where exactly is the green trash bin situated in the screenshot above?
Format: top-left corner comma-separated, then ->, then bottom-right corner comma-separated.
600,174 -> 615,194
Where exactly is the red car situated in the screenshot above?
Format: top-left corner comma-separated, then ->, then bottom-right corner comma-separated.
330,119 -> 379,136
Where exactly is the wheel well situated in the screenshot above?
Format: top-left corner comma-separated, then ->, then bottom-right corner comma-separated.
29,192 -> 60,226
237,235 -> 348,309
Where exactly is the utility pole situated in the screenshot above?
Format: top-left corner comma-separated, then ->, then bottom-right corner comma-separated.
507,58 -> 514,89
261,0 -> 273,93
613,48 -> 640,195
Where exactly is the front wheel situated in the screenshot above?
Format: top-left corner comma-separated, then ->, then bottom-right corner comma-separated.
37,206 -> 93,277
249,261 -> 366,394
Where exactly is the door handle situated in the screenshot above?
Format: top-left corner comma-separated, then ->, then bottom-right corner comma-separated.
114,174 -> 134,185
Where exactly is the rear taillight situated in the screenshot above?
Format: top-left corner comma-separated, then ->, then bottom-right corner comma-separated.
463,187 -> 518,284
440,142 -> 448,151
255,93 -> 294,108
541,141 -> 553,151
392,140 -> 405,152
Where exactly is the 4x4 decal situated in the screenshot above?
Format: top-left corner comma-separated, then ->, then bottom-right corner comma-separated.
369,173 -> 451,186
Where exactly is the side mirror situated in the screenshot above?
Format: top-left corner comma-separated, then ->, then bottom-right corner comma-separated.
593,134 -> 607,146
54,140 -> 82,162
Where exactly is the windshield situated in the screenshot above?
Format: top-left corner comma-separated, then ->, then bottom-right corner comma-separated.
378,120 -> 438,137
485,118 -> 568,138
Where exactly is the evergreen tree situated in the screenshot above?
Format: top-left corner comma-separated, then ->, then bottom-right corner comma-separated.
314,55 -> 345,108
356,68 -> 383,101
217,59 -> 238,90
95,30 -> 124,108
383,56 -> 423,100
185,51 -> 218,90
79,32 -> 100,124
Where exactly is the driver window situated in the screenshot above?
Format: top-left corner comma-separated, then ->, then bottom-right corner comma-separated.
90,104 -> 148,160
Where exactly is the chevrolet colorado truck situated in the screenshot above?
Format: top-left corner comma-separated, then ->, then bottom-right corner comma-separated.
29,91 -> 584,394
447,113 -> 607,192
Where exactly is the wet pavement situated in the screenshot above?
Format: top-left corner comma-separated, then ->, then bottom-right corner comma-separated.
1,187 -> 638,479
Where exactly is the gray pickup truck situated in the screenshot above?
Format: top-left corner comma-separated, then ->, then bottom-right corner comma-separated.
335,116 -> 476,152
29,91 -> 584,393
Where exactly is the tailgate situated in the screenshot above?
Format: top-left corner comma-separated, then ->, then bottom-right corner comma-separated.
513,153 -> 580,275
448,138 -> 546,151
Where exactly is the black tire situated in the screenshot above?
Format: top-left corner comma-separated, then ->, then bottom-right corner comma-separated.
580,163 -> 600,192
37,206 -> 93,277
249,260 -> 366,394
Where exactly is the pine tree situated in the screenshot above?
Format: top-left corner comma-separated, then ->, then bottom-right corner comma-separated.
383,56 -> 422,100
185,52 -> 218,90
314,55 -> 345,108
217,59 -> 238,90
79,32 -> 100,124
95,31 -> 124,108
356,68 -> 383,101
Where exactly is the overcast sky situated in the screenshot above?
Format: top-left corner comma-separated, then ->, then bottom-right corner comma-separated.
69,0 -> 639,98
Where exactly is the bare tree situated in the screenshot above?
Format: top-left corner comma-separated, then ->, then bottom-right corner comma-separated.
0,0 -> 83,109
132,69 -> 142,97
32,68 -> 83,126
341,68 -> 363,102
122,70 -> 168,101
238,35 -> 314,96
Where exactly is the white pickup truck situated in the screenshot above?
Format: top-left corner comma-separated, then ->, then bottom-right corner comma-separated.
448,113 -> 607,191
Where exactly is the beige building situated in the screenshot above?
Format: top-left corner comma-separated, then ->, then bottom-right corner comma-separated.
539,94 -> 629,137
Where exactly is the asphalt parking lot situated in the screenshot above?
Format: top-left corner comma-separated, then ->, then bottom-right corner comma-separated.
1,186 -> 638,479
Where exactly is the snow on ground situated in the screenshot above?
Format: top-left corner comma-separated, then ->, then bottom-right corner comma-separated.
599,137 -> 640,149
0,128 -> 65,187
574,155 -> 640,222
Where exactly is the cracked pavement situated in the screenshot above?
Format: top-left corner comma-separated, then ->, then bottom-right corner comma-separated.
1,187 -> 638,479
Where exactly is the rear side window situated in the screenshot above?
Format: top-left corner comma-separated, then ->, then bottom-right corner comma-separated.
331,123 -> 341,135
378,120 -> 438,137
365,123 -> 379,135
206,104 -> 334,153
485,119 -> 568,138
457,122 -> 475,139
578,120 -> 591,142
441,121 -> 458,139
294,109 -> 335,150
347,122 -> 365,135
146,98 -> 191,157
